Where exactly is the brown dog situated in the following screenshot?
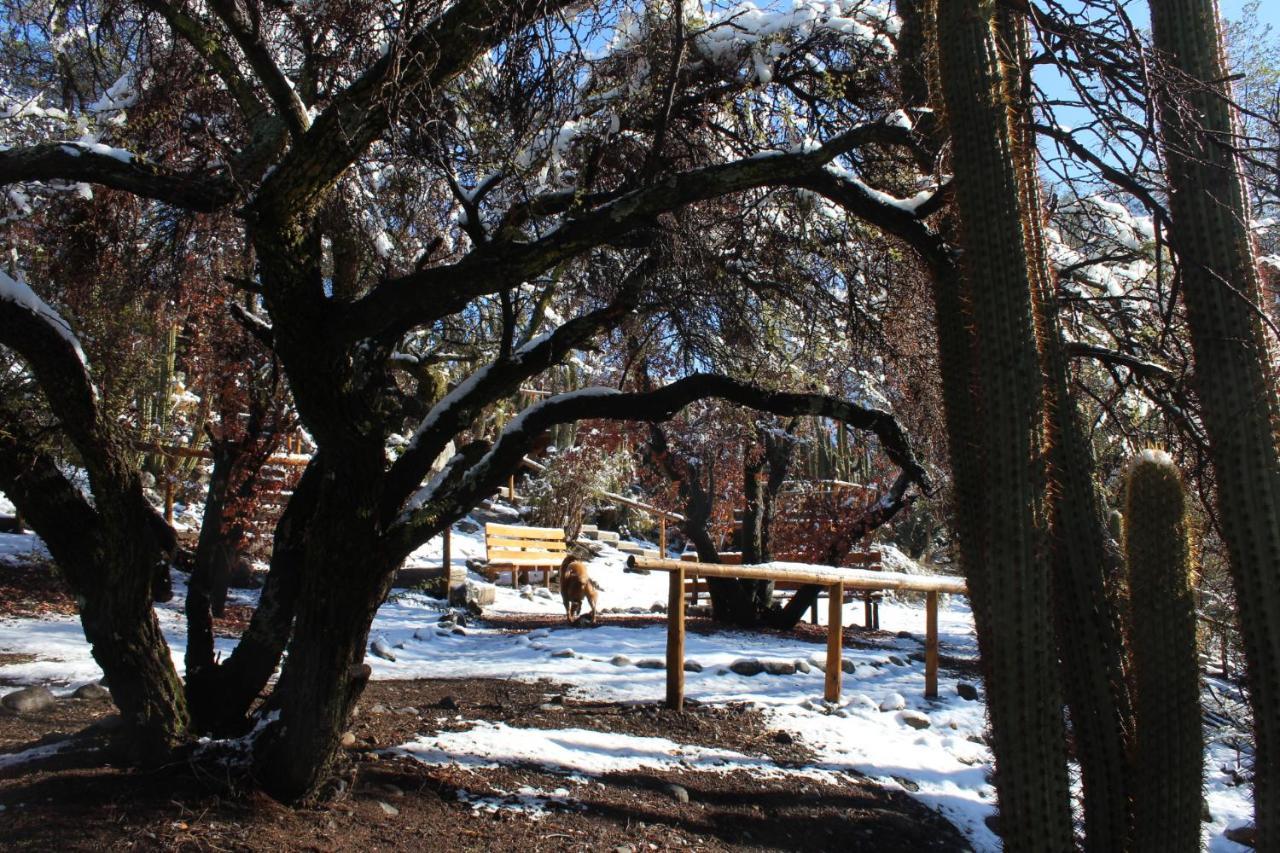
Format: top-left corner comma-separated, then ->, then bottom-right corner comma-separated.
559,555 -> 598,624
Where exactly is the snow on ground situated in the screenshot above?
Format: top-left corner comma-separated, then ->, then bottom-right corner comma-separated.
0,508 -> 1257,851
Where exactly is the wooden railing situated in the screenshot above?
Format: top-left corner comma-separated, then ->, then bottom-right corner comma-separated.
627,556 -> 967,709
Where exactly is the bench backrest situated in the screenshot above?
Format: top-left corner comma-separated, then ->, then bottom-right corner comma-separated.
484,523 -> 567,566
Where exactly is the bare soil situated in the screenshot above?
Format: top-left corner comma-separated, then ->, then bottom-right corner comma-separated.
0,677 -> 971,852
0,558 -> 973,851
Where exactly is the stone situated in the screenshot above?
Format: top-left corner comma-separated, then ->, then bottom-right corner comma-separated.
610,655 -> 633,667
908,652 -> 925,663
887,655 -> 907,667
383,783 -> 405,798
377,801 -> 399,816
845,694 -> 878,712
340,732 -> 357,748
1,686 -> 56,714
730,659 -> 765,676
898,710 -> 931,730
763,660 -> 797,676
1225,824 -> 1257,847
551,648 -> 576,658
520,590 -> 535,600
772,730 -> 794,745
395,706 -> 419,715
370,703 -> 390,714
793,659 -> 811,674
807,656 -> 827,673
451,627 -> 466,636
879,692 -> 907,712
984,814 -> 1001,837
449,579 -> 495,608
73,683 -> 111,701
840,658 -> 858,674
635,659 -> 665,669
683,660 -> 703,673
956,682 -> 979,701
896,630 -> 914,640
455,519 -> 480,534
535,587 -> 554,600
369,639 -> 397,662
649,602 -> 667,613
665,783 -> 690,804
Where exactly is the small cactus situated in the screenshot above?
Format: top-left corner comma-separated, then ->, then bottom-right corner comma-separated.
1124,449 -> 1202,853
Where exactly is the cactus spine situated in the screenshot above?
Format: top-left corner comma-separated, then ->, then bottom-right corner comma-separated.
1124,451 -> 1202,853
934,0 -> 1073,847
1148,0 -> 1280,840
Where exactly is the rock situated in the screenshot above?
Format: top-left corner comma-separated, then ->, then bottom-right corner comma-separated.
984,814 -> 1001,837
898,710 -> 932,730
520,590 -> 535,600
649,602 -> 666,613
383,783 -> 405,798
763,660 -> 797,676
370,703 -> 390,714
908,652 -> 926,663
340,731 -> 357,748
449,579 -> 495,608
730,659 -> 765,676
635,659 -> 665,670
956,682 -> 979,701
73,683 -> 111,701
841,658 -> 858,674
892,775 -> 921,792
1,686 -> 56,714
793,659 -> 811,674
896,631 -> 914,640
683,660 -> 703,673
665,783 -> 690,804
887,655 -> 907,667
455,519 -> 480,534
773,730 -> 794,745
369,639 -> 397,662
413,629 -> 433,641
535,587 -> 554,600
845,694 -> 878,712
1201,799 -> 1212,823
610,655 -> 632,667
967,733 -> 987,746
879,692 -> 907,712
551,648 -> 576,658
395,706 -> 419,715
451,627 -> 466,636
807,656 -> 827,672
1225,824 -> 1257,847
377,800 -> 399,816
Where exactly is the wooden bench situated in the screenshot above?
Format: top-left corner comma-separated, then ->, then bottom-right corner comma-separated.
681,551 -> 881,627
484,523 -> 566,589
632,555 -> 968,707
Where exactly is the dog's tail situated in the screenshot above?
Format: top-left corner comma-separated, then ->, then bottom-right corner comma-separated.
590,578 -> 605,592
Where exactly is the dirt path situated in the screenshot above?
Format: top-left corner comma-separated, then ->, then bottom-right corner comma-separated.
0,677 -> 972,852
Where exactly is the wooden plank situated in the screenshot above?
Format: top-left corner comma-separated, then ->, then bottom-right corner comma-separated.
925,591 -> 939,699
667,565 -> 686,710
485,547 -> 566,562
631,557 -> 967,595
825,582 -> 843,702
486,556 -> 565,567
485,535 -> 569,549
484,522 -> 565,540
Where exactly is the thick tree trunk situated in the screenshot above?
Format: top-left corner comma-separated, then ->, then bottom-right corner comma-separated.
0,437 -> 190,761
253,451 -> 391,802
934,1 -> 1074,848
1149,0 -> 1280,841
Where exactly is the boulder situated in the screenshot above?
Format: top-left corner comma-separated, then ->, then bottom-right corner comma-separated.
763,660 -> 797,676
665,783 -> 690,804
956,682 -> 980,701
370,639 -> 397,661
1,686 -> 56,714
635,659 -> 665,670
878,692 -> 907,712
730,658 -> 765,676
1225,824 -> 1257,848
898,710 -> 932,730
449,579 -> 495,608
73,682 -> 111,701
551,648 -> 576,658
683,660 -> 703,673
793,659 -> 812,674
610,655 -> 633,667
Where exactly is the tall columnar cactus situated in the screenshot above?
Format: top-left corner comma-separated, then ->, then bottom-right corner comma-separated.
934,1 -> 1074,848
1148,0 -> 1280,841
1124,450 -> 1203,853
996,10 -> 1137,849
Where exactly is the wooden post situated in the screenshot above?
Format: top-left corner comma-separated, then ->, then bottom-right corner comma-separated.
659,522 -> 667,557
442,526 -> 451,572
11,511 -> 24,534
864,592 -> 874,628
825,582 -> 843,703
164,477 -> 175,525
667,565 -> 686,710
508,474 -> 516,503
925,591 -> 939,699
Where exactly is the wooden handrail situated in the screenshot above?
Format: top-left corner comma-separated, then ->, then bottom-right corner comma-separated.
629,556 -> 967,594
